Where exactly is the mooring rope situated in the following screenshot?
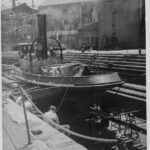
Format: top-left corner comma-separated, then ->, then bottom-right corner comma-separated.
20,87 -> 117,143
56,77 -> 71,112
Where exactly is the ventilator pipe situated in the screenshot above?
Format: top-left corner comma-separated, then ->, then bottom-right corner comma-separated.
48,37 -> 63,60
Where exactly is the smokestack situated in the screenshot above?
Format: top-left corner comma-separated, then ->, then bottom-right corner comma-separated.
32,0 -> 34,9
36,14 -> 47,59
12,0 -> 16,8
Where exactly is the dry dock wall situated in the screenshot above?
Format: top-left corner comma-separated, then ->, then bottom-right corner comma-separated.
98,0 -> 145,50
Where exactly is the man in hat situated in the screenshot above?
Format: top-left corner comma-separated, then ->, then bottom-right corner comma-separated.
43,105 -> 70,131
43,105 -> 59,124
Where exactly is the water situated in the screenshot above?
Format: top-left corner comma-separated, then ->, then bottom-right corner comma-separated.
34,88 -> 146,150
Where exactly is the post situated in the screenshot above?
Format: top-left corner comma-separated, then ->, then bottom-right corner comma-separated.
138,0 -> 142,55
22,95 -> 32,145
36,14 -> 47,59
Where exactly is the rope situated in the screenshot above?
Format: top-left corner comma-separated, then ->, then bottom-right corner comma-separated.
56,77 -> 71,112
56,86 -> 69,112
20,87 -> 117,144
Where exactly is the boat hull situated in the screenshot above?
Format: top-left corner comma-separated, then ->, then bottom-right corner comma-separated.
12,67 -> 123,91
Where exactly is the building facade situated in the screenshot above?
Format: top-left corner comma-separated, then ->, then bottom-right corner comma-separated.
78,23 -> 98,49
38,0 -> 98,49
1,3 -> 38,51
38,0 -> 145,50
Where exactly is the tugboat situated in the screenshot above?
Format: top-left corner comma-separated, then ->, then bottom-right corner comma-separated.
9,14 -> 123,94
12,60 -> 123,91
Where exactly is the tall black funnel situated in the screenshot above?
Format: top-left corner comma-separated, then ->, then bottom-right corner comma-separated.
37,14 -> 47,59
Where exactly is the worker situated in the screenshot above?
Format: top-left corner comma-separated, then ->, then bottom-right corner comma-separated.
16,94 -> 33,113
16,94 -> 23,105
44,105 -> 59,124
43,105 -> 70,130
90,103 -> 101,112
90,103 -> 97,111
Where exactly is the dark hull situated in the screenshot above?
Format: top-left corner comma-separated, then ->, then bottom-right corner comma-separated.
12,67 -> 123,91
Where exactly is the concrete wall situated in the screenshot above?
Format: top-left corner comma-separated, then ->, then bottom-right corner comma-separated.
98,0 -> 145,50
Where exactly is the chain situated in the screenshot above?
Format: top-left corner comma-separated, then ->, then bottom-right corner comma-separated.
21,87 -> 117,144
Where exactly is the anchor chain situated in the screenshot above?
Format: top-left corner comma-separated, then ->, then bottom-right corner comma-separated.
21,87 -> 118,144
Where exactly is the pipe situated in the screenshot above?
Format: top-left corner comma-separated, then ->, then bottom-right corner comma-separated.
48,36 -> 63,60
22,95 -> 32,145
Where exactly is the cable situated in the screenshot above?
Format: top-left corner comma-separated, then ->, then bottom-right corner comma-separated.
56,86 -> 69,112
56,77 -> 71,112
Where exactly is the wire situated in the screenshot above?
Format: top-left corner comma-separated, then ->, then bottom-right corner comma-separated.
56,77 -> 71,112
56,87 -> 69,112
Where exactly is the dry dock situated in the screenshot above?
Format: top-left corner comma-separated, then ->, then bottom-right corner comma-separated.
2,50 -> 147,150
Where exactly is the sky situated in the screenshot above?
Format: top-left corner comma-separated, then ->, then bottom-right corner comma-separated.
1,0 -> 45,9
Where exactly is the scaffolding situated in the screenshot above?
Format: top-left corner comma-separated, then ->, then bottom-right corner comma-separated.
109,110 -> 146,150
